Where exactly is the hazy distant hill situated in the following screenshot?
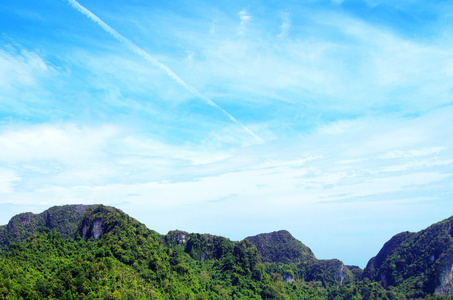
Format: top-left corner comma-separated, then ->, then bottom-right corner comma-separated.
0,204 -> 451,298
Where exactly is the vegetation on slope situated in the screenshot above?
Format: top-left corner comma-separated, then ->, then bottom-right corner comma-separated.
245,230 -> 316,265
0,204 -> 452,299
363,216 -> 453,298
0,205 -> 329,299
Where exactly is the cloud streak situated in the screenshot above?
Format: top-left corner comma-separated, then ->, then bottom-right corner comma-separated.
66,0 -> 263,143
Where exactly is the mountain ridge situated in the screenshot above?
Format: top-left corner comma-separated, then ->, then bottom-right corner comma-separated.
0,204 -> 452,299
363,215 -> 453,298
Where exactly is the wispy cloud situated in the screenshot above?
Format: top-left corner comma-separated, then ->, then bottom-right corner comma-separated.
277,12 -> 290,38
0,124 -> 117,164
66,0 -> 263,143
0,47 -> 50,89
0,169 -> 20,194
0,45 -> 55,117
238,9 -> 251,35
165,6 -> 453,120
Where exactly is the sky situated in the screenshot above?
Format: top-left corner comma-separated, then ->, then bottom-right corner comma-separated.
1,0 -> 453,268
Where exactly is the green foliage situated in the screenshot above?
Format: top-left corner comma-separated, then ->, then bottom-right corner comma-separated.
363,216 -> 453,298
245,230 -> 316,265
0,205 -> 452,299
0,205 -> 326,299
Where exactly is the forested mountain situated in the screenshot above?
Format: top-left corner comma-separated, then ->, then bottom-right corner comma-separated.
0,204 -> 451,299
245,230 -> 316,265
363,215 -> 453,298
245,230 -> 354,288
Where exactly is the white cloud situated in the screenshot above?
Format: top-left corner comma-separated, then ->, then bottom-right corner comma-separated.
0,45 -> 58,117
161,7 -> 453,120
0,169 -> 21,194
238,9 -> 251,35
278,13 -> 290,38
2,108 -> 450,208
0,124 -> 119,164
380,147 -> 445,159
0,46 -> 51,89
239,9 -> 251,25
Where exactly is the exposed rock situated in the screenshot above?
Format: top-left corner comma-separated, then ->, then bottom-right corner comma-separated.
81,218 -> 104,240
435,252 -> 453,296
166,230 -> 189,246
282,273 -> 295,283
333,263 -> 346,285
79,205 -> 124,241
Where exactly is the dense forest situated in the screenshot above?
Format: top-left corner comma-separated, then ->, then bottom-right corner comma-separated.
0,204 -> 452,299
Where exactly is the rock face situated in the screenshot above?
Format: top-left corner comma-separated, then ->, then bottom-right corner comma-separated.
81,218 -> 104,240
333,263 -> 346,285
166,230 -> 189,246
282,273 -> 295,283
436,252 -> 453,296
363,216 -> 453,297
79,205 -> 124,241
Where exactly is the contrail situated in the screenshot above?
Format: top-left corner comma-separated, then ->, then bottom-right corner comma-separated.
66,0 -> 263,143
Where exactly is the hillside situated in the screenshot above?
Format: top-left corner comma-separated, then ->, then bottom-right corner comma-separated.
245,230 -> 354,288
0,205 -> 335,299
363,215 -> 453,298
245,230 -> 316,265
0,204 -> 451,299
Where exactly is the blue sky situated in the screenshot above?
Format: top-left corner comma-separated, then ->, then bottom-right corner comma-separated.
1,0 -> 453,267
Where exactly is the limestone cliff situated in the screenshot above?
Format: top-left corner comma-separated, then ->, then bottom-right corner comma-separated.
78,205 -> 125,241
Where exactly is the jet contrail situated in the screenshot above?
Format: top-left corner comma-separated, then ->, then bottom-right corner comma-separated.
66,0 -> 263,143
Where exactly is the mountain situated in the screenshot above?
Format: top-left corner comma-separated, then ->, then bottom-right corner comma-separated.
0,204 -> 94,250
0,204 -> 332,299
245,230 -> 354,287
0,204 -> 451,299
363,215 -> 453,298
245,230 -> 316,265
